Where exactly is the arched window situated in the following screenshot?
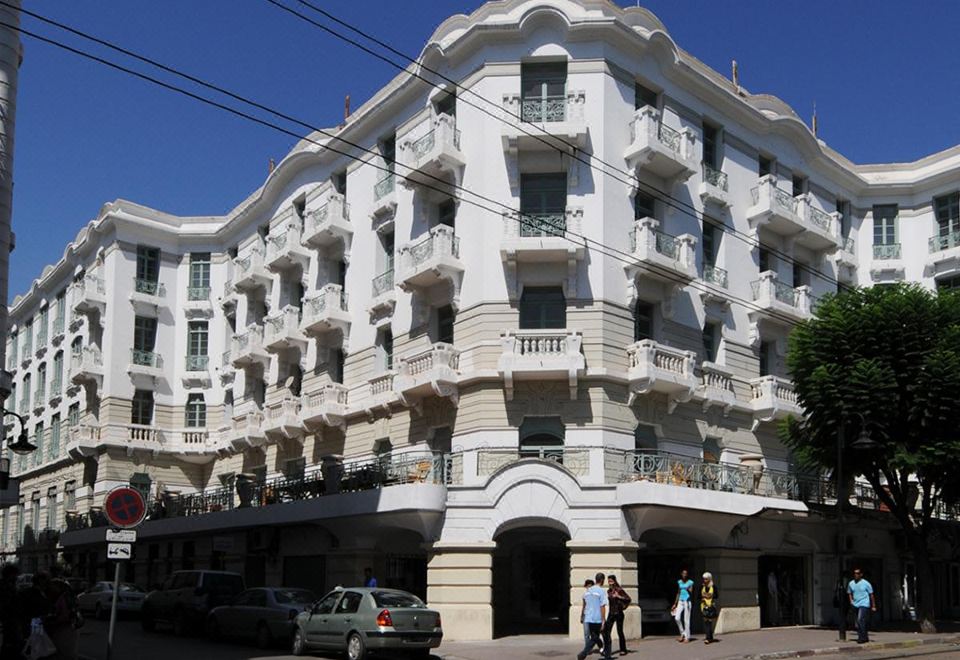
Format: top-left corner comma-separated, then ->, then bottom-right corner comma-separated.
519,417 -> 564,463
185,393 -> 206,428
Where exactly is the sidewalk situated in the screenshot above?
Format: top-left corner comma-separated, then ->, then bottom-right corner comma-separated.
437,628 -> 960,660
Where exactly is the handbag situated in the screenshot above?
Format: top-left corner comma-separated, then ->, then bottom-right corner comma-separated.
23,619 -> 57,660
702,605 -> 718,619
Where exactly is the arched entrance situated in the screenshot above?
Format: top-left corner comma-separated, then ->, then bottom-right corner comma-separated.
493,525 -> 570,637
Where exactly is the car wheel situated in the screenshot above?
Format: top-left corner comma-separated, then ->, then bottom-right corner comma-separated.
94,602 -> 104,621
347,632 -> 366,660
291,627 -> 307,656
256,622 -> 272,649
206,617 -> 221,641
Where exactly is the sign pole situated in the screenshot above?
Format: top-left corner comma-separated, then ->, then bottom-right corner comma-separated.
106,560 -> 121,660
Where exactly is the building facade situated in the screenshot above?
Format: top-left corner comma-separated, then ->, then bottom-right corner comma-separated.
3,0 -> 960,640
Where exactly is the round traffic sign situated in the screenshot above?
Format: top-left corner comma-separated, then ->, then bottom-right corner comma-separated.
103,486 -> 147,529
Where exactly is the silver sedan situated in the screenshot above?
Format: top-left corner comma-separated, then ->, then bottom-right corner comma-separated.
207,587 -> 316,649
77,582 -> 146,620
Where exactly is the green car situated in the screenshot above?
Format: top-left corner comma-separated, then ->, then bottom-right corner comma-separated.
292,587 -> 442,659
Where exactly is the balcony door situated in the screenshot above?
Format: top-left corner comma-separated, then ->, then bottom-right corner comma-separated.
519,417 -> 564,463
520,173 -> 567,237
519,287 -> 565,330
520,62 -> 566,122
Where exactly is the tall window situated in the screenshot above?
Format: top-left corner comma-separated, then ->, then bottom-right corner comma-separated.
52,351 -> 63,396
520,61 -> 567,122
54,290 -> 66,333
50,414 -> 61,460
377,329 -> 394,372
23,320 -> 32,355
45,487 -> 57,531
634,82 -> 658,110
793,261 -> 809,288
634,190 -> 656,221
873,205 -> 897,245
519,417 -> 564,461
634,301 -> 654,342
791,174 -> 807,196
135,245 -> 161,293
8,332 -> 15,369
703,437 -> 721,464
133,316 -> 158,364
38,307 -> 49,346
332,170 -> 347,195
434,92 -> 456,118
935,193 -> 960,238
187,321 -> 208,370
758,155 -> 773,178
33,421 -> 44,467
188,252 -> 211,300
36,363 -> 46,404
330,349 -> 345,384
702,322 -> 720,363
519,287 -> 566,329
70,336 -> 83,356
64,481 -> 76,511
437,305 -> 455,345
836,199 -> 851,239
520,173 -> 567,236
132,389 -> 154,426
635,424 -> 658,452
30,493 -> 40,534
758,247 -> 772,273
19,374 -> 29,414
67,402 -> 80,428
380,134 -> 396,173
380,230 -> 395,274
185,393 -> 206,428
438,198 -> 456,229
703,221 -> 721,267
759,340 -> 773,377
702,123 -> 720,169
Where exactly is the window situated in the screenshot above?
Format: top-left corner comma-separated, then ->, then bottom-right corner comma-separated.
314,591 -> 340,615
50,414 -> 61,460
634,424 -> 658,452
634,301 -> 654,342
335,260 -> 347,288
284,457 -> 306,480
702,322 -> 720,363
23,320 -> 32,355
38,306 -> 48,345
936,275 -> 960,291
8,332 -> 15,368
68,403 -> 80,428
703,437 -> 721,464
520,61 -> 567,122
758,247 -> 772,273
791,174 -> 807,197
519,417 -> 564,461
634,82 -> 658,110
380,230 -> 395,273
520,173 -> 567,235
45,487 -> 57,531
437,305 -> 455,345
135,245 -> 161,289
54,291 -> 66,332
134,316 -> 158,354
332,170 -> 347,195
70,336 -> 82,357
132,389 -> 154,426
519,287 -> 566,329
935,193 -> 960,237
188,253 -> 211,299
702,221 -> 720,267
793,261 -> 808,287
758,155 -> 773,178
64,481 -> 76,511
187,321 -> 208,369
434,92 -> 456,118
185,393 -> 206,428
702,123 -> 720,169
33,422 -> 44,467
836,199 -> 851,238
19,374 -> 29,415
30,492 -> 40,534
634,190 -> 656,220
336,591 -> 364,614
380,134 -> 396,172
36,363 -> 46,403
330,349 -> 345,384
438,199 -> 456,228
52,351 -> 63,395
377,329 -> 394,372
759,341 -> 773,376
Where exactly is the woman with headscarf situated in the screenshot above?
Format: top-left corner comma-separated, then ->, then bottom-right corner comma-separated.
700,572 -> 719,645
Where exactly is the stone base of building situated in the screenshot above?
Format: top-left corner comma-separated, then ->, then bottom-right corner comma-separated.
715,605 -> 760,634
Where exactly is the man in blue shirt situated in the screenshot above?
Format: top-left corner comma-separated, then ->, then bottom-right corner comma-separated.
364,568 -> 377,588
577,573 -> 609,660
847,568 -> 876,643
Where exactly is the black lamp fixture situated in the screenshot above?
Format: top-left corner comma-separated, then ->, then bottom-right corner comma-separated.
1,409 -> 35,455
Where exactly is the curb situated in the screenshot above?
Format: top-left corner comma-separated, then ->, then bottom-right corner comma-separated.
716,633 -> 960,659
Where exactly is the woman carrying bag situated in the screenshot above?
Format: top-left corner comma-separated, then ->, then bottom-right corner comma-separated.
700,572 -> 719,645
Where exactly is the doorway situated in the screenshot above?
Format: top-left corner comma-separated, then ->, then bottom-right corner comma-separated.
493,526 -> 569,637
759,555 -> 809,627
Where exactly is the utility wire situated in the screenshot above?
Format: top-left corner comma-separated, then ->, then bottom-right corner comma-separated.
269,0 -> 851,292
3,14 -> 813,352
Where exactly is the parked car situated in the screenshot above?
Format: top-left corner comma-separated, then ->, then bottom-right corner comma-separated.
207,587 -> 316,648
141,570 -> 245,635
64,577 -> 89,595
635,584 -> 673,630
291,587 -> 442,660
78,581 -> 146,619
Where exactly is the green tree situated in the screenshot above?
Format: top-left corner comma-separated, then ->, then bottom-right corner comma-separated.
782,284 -> 960,633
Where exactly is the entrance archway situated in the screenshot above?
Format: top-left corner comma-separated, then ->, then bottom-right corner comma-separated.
493,525 -> 570,637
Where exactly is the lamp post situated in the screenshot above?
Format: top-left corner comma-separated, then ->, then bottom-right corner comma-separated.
0,408 -> 36,489
836,412 -> 876,642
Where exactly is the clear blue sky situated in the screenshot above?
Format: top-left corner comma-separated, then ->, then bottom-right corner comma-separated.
9,1 -> 960,300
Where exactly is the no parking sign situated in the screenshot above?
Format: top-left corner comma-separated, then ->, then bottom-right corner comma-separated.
103,486 -> 147,529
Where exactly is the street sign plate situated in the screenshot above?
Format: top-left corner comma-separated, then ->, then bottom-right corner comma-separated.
106,543 -> 132,561
103,487 -> 147,529
106,529 -> 137,543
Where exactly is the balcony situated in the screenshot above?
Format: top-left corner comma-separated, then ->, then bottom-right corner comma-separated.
371,172 -> 397,220
696,362 -> 737,415
183,354 -> 211,388
398,225 -> 464,302
395,342 -> 460,410
265,219 -> 310,273
70,275 -> 106,316
32,388 -> 45,415
48,377 -> 63,407
229,409 -> 266,451
626,217 -> 697,286
69,346 -> 103,387
169,430 -> 223,465
300,383 -> 349,430
746,177 -> 840,250
927,230 -> 960,277
798,200 -> 841,251
501,90 -> 587,152
231,325 -> 270,369
498,329 -> 585,400
34,328 -> 47,357
499,208 -> 585,298
220,279 -> 238,310
66,424 -> 100,459
264,397 -> 303,440
626,339 -> 697,409
127,349 -> 164,379
183,286 -> 213,318
700,263 -> 729,306
870,242 -> 904,281
264,306 -> 307,353
367,373 -> 396,415
399,114 -> 465,188
749,271 -> 812,324
51,316 -> 65,345
300,284 -> 350,338
368,269 -> 396,317
624,106 -> 698,181
699,163 -> 730,207
129,278 -> 167,308
303,191 -> 351,252
233,248 -> 271,292
219,350 -> 235,383
749,375 -> 802,430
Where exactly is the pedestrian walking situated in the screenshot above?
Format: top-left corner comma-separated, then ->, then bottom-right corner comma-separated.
45,568 -> 79,660
364,568 -> 378,588
577,573 -> 608,660
581,579 -> 595,647
700,572 -> 719,645
604,574 -> 631,655
672,568 -> 694,642
847,568 -> 876,644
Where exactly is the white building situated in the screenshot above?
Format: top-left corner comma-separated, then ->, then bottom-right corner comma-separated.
3,0 -> 960,640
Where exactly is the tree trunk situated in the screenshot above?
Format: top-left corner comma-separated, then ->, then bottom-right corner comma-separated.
908,531 -> 938,633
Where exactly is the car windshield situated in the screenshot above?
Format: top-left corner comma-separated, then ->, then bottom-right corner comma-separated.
203,574 -> 244,594
372,591 -> 425,608
274,589 -> 316,604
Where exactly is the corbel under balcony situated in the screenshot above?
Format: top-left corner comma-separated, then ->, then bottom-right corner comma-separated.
497,329 -> 585,401
264,397 -> 304,441
500,209 -> 585,300
394,342 -> 460,413
626,339 -> 697,411
230,408 -> 267,451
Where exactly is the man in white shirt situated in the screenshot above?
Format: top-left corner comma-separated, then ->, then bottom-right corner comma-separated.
577,573 -> 609,660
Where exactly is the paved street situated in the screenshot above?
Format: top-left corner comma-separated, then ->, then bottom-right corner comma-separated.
77,619 -> 960,660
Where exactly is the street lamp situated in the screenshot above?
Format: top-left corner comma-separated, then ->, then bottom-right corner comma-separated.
836,412 -> 877,642
0,408 -> 36,490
